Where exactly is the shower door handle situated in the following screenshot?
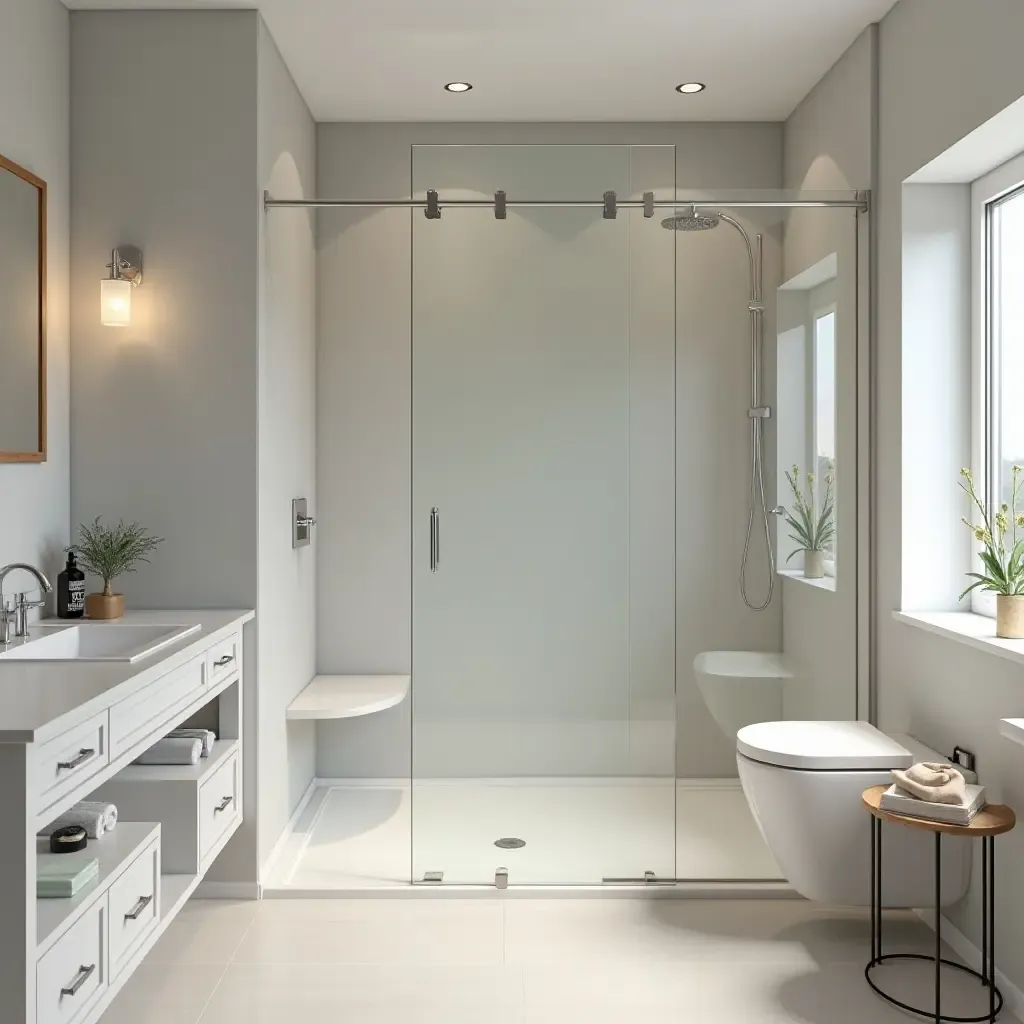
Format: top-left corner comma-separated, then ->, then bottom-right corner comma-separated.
430,507 -> 440,572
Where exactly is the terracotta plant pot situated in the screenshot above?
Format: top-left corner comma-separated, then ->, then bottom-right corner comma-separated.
996,594 -> 1024,640
803,550 -> 825,579
86,592 -> 125,620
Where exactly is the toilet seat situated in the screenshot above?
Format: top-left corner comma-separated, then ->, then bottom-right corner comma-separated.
737,720 -> 914,771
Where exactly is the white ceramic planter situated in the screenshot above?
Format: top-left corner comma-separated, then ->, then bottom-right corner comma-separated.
996,594 -> 1024,640
803,550 -> 825,579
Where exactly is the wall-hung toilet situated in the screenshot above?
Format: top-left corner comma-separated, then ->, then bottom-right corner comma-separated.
694,651 -> 792,739
736,720 -> 972,907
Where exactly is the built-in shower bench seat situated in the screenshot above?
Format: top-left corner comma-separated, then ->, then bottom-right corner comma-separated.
285,674 -> 410,720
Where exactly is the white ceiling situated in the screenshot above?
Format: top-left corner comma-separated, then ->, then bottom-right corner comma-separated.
62,0 -> 898,122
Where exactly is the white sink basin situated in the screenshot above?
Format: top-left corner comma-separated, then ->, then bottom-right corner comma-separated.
0,623 -> 201,663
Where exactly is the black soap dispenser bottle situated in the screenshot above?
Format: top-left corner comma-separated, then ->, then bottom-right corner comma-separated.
57,551 -> 86,619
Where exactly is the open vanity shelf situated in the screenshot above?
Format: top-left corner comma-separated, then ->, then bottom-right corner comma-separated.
36,821 -> 160,954
286,674 -> 410,720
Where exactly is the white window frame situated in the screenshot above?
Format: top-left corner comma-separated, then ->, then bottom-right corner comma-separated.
812,302 -> 837,577
971,150 -> 1024,617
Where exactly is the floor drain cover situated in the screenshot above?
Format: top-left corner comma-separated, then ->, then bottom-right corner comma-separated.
494,837 -> 526,849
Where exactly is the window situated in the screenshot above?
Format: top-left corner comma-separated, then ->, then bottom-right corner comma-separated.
973,153 -> 1024,615
813,306 -> 837,572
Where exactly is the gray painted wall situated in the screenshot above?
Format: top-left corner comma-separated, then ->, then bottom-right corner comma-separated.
314,121 -> 784,780
874,0 -> 1024,991
256,20 -> 317,872
70,10 -> 261,884
784,28 -> 875,277
780,29 -> 874,727
0,0 -> 70,593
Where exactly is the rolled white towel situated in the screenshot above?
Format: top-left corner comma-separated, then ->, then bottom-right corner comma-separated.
891,762 -> 967,805
75,801 -> 117,833
134,737 -> 202,766
39,801 -> 113,840
168,728 -> 216,757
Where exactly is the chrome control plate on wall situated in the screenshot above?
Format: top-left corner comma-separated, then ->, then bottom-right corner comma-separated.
292,498 -> 316,548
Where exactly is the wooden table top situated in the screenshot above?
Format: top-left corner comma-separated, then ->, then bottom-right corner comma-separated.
862,784 -> 1016,837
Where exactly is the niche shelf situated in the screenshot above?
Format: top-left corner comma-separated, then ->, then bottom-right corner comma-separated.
286,675 -> 410,721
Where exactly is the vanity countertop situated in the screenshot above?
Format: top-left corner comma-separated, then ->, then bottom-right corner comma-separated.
0,609 -> 253,744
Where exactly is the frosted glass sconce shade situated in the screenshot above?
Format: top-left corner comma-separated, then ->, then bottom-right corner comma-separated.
101,245 -> 143,326
100,277 -> 132,326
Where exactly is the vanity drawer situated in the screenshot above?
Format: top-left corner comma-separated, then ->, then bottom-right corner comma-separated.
35,712 -> 110,815
107,838 -> 160,980
198,750 -> 239,863
109,655 -> 205,759
36,894 -> 107,1024
206,631 -> 240,687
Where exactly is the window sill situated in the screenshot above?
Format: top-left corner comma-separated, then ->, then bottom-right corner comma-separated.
893,610 -> 1024,668
778,569 -> 836,593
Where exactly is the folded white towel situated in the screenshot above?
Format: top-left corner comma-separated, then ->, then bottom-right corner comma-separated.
134,737 -> 202,766
75,801 -> 117,833
168,728 -> 216,757
891,761 -> 967,805
39,800 -> 117,840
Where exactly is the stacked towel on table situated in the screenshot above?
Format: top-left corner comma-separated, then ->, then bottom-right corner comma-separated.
134,736 -> 202,766
881,761 -> 987,826
37,854 -> 99,898
39,801 -> 118,840
167,728 -> 216,757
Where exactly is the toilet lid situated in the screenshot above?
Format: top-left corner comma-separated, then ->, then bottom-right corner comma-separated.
736,721 -> 914,770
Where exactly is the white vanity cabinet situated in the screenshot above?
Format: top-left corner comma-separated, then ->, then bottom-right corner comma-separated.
0,609 -> 253,1024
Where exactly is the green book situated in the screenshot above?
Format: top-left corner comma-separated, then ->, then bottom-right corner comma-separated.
37,856 -> 99,898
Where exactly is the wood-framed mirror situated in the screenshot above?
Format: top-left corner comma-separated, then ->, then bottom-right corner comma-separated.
0,152 -> 46,463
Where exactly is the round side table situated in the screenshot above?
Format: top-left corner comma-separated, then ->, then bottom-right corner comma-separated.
862,784 -> 1015,1023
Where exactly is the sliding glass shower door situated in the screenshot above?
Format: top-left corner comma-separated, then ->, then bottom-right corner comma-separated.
411,145 -> 676,885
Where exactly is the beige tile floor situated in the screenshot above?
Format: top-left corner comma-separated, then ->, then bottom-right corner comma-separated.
98,897 -> 1018,1023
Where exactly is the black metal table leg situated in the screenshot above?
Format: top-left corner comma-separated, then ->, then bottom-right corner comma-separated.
982,836 -> 988,986
935,832 -> 942,1024
986,836 -> 996,1023
870,816 -> 878,962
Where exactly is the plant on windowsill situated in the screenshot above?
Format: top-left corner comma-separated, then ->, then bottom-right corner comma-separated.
959,466 -> 1024,639
68,517 -> 164,620
782,463 -> 835,580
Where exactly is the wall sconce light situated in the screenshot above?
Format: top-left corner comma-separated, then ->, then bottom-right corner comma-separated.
101,246 -> 143,326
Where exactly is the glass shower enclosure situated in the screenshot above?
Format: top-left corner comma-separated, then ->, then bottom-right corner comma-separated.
411,145 -> 678,885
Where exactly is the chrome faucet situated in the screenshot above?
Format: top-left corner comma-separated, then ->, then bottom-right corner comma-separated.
0,563 -> 53,644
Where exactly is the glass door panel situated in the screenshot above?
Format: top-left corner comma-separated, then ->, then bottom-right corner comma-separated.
411,145 -> 676,885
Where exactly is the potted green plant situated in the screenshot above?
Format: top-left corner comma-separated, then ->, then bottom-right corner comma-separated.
782,464 -> 835,579
69,517 -> 164,620
959,466 -> 1024,639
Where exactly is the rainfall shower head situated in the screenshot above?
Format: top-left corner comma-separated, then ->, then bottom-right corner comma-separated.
660,204 -> 721,231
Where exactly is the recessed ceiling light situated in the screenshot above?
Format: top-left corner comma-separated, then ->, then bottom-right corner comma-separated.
676,82 -> 706,94
445,82 -> 473,93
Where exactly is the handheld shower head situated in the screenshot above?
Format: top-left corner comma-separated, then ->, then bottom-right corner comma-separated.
660,204 -> 721,232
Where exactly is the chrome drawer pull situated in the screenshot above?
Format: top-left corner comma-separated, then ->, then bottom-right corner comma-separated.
57,748 -> 96,772
124,894 -> 153,920
213,654 -> 234,667
214,795 -> 233,814
61,963 -> 96,997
